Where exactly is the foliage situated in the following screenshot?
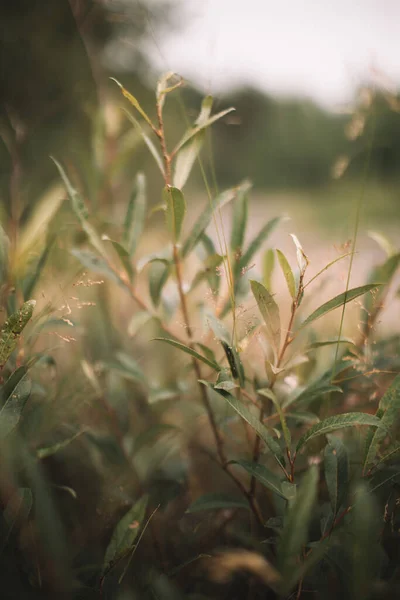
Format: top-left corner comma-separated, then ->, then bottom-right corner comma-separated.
0,74 -> 399,600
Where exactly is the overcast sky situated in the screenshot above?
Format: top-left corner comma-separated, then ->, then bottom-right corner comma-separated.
145,0 -> 400,107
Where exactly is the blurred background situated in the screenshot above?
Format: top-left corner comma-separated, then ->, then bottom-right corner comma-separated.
1,0 -> 400,326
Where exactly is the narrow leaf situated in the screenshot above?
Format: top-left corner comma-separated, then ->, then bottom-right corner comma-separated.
290,233 -> 309,276
277,466 -> 318,575
0,367 -> 31,439
230,189 -> 248,252
103,494 -> 149,574
324,436 -> 349,515
23,237 -> 54,300
37,430 -> 85,459
238,216 -> 283,277
182,182 -> 250,258
111,78 -> 155,129
70,249 -> 123,287
174,107 -> 235,155
0,300 -> 36,367
276,250 -> 296,299
363,374 -> 400,469
124,172 -> 147,257
250,280 -> 281,356
262,248 -> 275,291
258,388 -> 291,449
296,413 -> 385,454
202,383 -> 286,470
186,492 -> 249,513
122,108 -> 164,175
102,236 -> 134,281
230,460 -> 288,499
148,261 -> 171,308
173,131 -> 204,189
154,338 -> 221,371
164,186 -> 186,243
298,284 -> 380,330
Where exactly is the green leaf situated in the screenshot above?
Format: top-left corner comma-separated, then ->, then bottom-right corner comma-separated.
250,280 -> 281,356
262,248 -> 275,291
258,388 -> 291,449
298,284 -> 380,330
276,250 -> 296,299
285,381 -> 342,410
237,216 -> 283,277
156,71 -> 181,109
70,249 -> 123,287
164,186 -> 186,243
363,374 -> 400,469
113,351 -> 147,385
0,300 -> 36,367
173,131 -> 204,189
153,338 -> 221,371
230,188 -> 248,252
186,492 -> 249,513
122,109 -> 164,175
0,367 -> 31,439
205,312 -> 244,385
182,182 -> 250,258
51,157 -> 107,260
22,237 -> 54,300
324,436 -> 349,515
277,466 -> 318,576
350,482 -> 380,600
296,413 -> 385,454
148,260 -> 171,308
230,460 -> 288,499
0,223 -> 9,285
203,383 -> 286,470
36,431 -> 85,459
173,107 -> 235,155
111,78 -> 155,129
124,172 -> 147,258
103,494 -> 149,574
367,230 -> 396,257
304,338 -> 355,351
128,311 -> 152,337
102,236 -> 134,281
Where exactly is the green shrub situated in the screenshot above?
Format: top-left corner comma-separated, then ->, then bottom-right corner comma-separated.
0,73 -> 400,600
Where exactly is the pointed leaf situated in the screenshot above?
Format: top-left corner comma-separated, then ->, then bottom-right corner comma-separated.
290,233 -> 309,276
51,157 -> 108,260
0,224 -> 9,285
128,311 -> 152,337
277,466 -> 318,575
122,108 -> 164,175
173,131 -> 204,189
324,436 -> 349,515
0,301 -> 36,367
230,189 -> 248,252
103,494 -> 149,574
296,412 -> 385,454
182,182 -> 250,258
164,186 -> 186,243
230,460 -> 288,499
363,374 -> 400,469
0,367 -> 31,439
153,338 -> 221,371
186,492 -> 249,513
70,248 -> 123,287
250,280 -> 281,356
262,248 -> 275,291
174,107 -> 235,154
276,250 -> 296,299
237,216 -> 283,277
298,284 -> 380,330
111,78 -> 155,128
36,431 -> 85,459
102,236 -> 134,281
202,383 -> 286,470
258,388 -> 291,449
23,237 -> 54,300
124,172 -> 147,257
149,261 -> 171,308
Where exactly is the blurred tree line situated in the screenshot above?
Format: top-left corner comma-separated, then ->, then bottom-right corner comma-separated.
1,0 -> 400,221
